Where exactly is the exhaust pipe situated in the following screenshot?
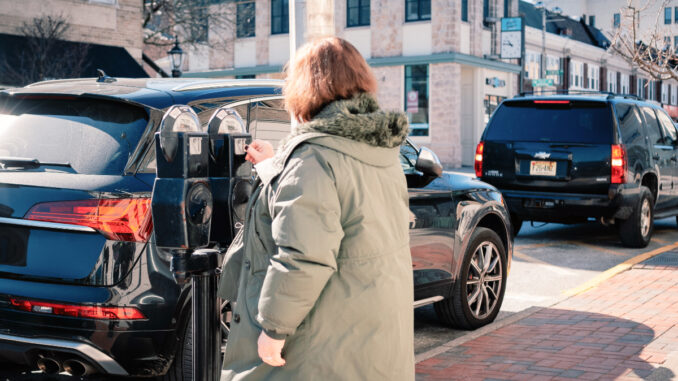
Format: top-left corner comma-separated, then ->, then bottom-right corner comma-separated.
63,359 -> 94,376
36,357 -> 60,374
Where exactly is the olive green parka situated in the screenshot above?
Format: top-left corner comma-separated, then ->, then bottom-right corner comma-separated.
218,93 -> 414,381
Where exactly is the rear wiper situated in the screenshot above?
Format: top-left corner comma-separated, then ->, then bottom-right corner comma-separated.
0,157 -> 71,170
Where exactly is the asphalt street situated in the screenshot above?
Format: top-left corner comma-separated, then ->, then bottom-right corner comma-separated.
4,218 -> 678,380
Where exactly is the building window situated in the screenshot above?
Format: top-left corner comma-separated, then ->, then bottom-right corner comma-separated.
613,13 -> 620,28
672,84 -> 677,105
347,0 -> 370,27
405,0 -> 430,22
675,7 -> 678,24
662,82 -> 669,104
665,7 -> 671,24
461,0 -> 468,22
484,0 -> 489,20
620,74 -> 630,94
608,70 -> 617,93
271,0 -> 289,34
504,0 -> 510,17
588,15 -> 595,27
237,1 -> 256,38
404,65 -> 429,136
666,36 -> 672,47
675,35 -> 678,49
588,65 -> 599,90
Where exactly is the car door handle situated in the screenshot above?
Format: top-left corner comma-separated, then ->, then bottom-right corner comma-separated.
653,153 -> 660,160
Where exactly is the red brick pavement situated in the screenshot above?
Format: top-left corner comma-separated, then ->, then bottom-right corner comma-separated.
416,260 -> 678,380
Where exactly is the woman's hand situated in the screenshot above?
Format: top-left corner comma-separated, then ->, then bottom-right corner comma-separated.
257,331 -> 286,367
245,140 -> 275,165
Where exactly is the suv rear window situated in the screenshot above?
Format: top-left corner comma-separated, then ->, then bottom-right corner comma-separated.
485,100 -> 614,144
0,96 -> 148,175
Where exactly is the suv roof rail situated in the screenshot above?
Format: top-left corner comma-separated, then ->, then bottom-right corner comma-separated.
171,79 -> 284,92
517,89 -> 645,101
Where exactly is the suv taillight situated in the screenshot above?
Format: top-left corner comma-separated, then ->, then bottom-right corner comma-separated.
474,142 -> 484,178
9,298 -> 145,320
611,144 -> 627,184
25,198 -> 152,242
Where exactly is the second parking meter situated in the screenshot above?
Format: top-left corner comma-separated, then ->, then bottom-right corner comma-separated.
151,105 -> 220,381
206,107 -> 253,245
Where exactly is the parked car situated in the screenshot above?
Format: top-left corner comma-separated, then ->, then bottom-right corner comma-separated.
476,93 -> 678,247
0,77 -> 513,379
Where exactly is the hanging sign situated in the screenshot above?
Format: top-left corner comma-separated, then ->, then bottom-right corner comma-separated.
406,90 -> 419,114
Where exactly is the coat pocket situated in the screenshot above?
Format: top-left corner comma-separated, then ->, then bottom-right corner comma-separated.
217,228 -> 245,301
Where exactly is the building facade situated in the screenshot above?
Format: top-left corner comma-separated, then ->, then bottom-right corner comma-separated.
177,0 -> 653,167
0,0 -> 143,61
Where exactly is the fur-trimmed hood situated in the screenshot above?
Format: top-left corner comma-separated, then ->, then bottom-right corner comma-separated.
281,92 -> 409,149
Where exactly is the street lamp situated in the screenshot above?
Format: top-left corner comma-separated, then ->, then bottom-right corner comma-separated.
168,36 -> 184,78
535,2 -> 563,85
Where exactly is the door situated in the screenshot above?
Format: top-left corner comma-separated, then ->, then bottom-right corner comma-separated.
401,141 -> 457,301
655,108 -> 678,209
640,106 -> 673,210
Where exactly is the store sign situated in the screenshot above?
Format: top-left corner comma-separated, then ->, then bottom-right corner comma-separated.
546,70 -> 563,76
486,77 -> 506,88
406,90 -> 419,113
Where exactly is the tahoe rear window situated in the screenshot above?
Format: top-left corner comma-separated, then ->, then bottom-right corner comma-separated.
0,96 -> 148,175
484,100 -> 614,144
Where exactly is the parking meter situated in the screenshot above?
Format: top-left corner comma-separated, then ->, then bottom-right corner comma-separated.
206,107 -> 253,245
151,105 -> 220,381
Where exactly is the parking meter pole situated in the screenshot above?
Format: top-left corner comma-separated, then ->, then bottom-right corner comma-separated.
188,249 -> 221,381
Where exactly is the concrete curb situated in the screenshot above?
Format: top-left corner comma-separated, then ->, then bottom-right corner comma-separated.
414,306 -> 543,364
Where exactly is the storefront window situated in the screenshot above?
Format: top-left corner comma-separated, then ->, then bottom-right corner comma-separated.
404,64 -> 429,136
484,95 -> 506,126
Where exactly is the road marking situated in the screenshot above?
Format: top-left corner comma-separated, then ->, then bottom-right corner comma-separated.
562,241 -> 678,297
513,250 -> 575,275
515,242 -> 564,250
567,241 -> 626,256
652,237 -> 669,244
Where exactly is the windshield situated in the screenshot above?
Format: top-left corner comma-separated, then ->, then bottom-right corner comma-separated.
484,100 -> 614,144
0,96 -> 148,175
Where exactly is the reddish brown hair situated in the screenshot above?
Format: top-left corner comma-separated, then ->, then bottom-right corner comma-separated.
283,37 -> 377,122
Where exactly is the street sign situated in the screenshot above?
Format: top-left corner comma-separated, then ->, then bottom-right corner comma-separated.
532,78 -> 554,87
500,17 -> 523,59
546,70 -> 563,76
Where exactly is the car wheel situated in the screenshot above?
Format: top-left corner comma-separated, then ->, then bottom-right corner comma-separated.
434,227 -> 507,330
618,186 -> 653,248
162,300 -> 231,381
510,214 -> 523,237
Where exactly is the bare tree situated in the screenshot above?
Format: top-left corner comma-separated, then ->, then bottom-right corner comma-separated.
143,0 -> 240,48
0,15 -> 89,86
610,0 -> 678,81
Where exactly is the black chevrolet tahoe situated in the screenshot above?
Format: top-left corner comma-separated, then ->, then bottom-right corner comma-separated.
476,94 -> 678,248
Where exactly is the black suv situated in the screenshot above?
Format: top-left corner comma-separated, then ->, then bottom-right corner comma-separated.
477,94 -> 678,247
0,78 -> 513,379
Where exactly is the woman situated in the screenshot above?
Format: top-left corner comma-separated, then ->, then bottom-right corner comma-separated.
219,37 -> 414,380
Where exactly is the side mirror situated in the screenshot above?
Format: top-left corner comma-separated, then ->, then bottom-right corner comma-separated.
415,147 -> 443,178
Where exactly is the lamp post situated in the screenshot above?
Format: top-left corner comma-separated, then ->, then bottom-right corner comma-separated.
535,2 -> 563,87
168,36 -> 184,78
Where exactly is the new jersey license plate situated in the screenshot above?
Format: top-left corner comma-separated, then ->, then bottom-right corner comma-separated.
529,160 -> 557,176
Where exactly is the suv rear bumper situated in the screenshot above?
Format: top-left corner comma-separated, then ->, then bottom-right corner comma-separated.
0,333 -> 128,375
502,186 -> 639,222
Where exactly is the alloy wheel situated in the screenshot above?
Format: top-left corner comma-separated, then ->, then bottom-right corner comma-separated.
640,198 -> 651,237
466,242 -> 503,320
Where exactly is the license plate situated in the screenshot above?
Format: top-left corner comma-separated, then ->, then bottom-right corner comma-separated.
529,161 -> 557,176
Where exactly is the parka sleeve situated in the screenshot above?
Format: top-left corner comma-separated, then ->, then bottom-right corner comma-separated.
255,152 -> 343,337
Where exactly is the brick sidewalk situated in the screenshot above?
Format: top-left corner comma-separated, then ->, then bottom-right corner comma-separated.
416,252 -> 678,381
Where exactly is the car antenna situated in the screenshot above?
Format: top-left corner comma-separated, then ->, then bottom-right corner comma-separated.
96,69 -> 116,83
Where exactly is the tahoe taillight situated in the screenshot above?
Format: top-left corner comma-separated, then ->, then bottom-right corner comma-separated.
611,144 -> 627,184
25,198 -> 152,242
475,141 -> 484,178
9,298 -> 145,320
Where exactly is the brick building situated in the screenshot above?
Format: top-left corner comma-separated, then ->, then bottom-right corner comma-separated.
0,0 -> 143,61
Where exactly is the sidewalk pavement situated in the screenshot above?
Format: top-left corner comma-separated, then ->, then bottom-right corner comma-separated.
415,250 -> 678,380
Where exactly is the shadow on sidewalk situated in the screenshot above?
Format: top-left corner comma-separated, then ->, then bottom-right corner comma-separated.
416,307 -> 674,380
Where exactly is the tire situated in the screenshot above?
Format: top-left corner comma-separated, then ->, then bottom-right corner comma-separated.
618,186 -> 654,248
160,315 -> 192,381
510,214 -> 523,237
434,227 -> 508,330
161,300 -> 231,381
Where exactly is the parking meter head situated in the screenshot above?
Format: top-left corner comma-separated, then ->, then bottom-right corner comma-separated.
205,107 -> 254,245
151,105 -> 212,250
